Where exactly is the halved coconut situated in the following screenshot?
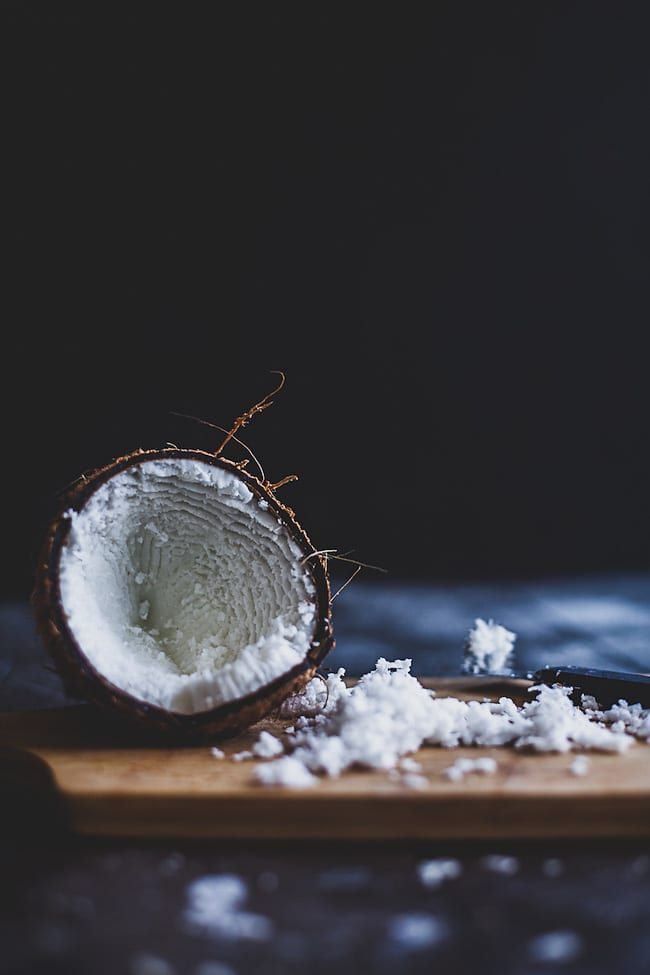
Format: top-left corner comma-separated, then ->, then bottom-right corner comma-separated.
34,449 -> 333,739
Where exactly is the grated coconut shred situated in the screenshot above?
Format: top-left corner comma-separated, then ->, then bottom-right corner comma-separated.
248,661 -> 649,789
210,618 -> 649,790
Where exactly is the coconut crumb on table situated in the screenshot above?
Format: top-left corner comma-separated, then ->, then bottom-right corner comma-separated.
569,755 -> 590,776
444,757 -> 498,781
601,700 -> 650,742
252,730 -> 284,758
401,773 -> 428,790
254,755 -> 317,789
231,750 -> 253,762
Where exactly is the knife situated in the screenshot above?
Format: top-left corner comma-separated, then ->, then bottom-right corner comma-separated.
529,665 -> 650,709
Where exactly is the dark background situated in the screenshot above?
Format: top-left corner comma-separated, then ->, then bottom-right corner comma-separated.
3,2 -> 650,599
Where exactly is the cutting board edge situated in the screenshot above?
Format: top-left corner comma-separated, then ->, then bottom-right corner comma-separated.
67,792 -> 650,839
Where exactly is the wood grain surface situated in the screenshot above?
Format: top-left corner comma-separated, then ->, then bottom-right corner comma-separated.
1,678 -> 649,839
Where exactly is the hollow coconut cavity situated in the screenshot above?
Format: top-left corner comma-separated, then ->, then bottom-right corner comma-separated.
35,449 -> 333,739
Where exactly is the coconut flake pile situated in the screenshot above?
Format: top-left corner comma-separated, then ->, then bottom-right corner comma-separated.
250,650 -> 648,788
462,618 -> 517,674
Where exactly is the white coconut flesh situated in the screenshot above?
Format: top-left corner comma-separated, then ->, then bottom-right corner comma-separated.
58,458 -> 318,715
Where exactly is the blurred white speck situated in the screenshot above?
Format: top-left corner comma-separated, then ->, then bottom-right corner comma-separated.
194,963 -> 237,975
130,953 -> 176,975
402,773 -> 428,790
388,913 -> 448,950
481,855 -> 519,876
159,853 -> 186,876
528,930 -> 583,964
417,859 -> 462,889
184,875 -> 273,942
445,757 -> 498,781
541,858 -> 565,879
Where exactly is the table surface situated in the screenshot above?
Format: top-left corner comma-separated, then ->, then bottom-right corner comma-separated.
2,575 -> 650,975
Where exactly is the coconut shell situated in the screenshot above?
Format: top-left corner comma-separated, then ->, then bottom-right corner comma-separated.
33,448 -> 334,741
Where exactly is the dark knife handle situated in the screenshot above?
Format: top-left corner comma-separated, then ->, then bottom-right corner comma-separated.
532,666 -> 650,709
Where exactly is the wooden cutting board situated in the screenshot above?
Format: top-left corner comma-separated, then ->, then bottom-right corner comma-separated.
1,677 -> 649,839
